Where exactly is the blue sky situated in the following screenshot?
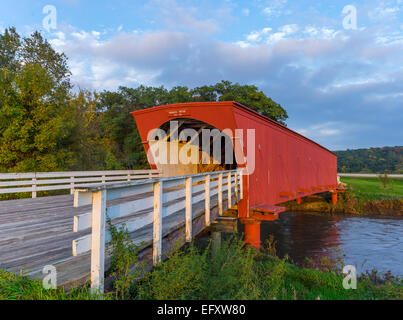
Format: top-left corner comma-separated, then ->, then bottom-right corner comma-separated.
1,0 -> 402,151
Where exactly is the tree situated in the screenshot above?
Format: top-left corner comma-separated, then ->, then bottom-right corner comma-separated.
0,27 -> 20,71
21,31 -> 71,89
0,28 -> 74,172
98,88 -> 153,169
211,81 -> 288,125
335,146 -> 403,173
378,171 -> 391,189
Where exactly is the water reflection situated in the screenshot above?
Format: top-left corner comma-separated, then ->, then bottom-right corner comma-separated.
259,212 -> 403,276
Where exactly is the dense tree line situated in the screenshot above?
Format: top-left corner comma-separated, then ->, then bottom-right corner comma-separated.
335,146 -> 403,173
0,28 -> 288,173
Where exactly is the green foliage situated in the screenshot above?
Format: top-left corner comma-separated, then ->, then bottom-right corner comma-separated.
107,219 -> 144,299
135,237 -> 261,300
335,146 -> 403,173
1,236 -> 402,300
0,28 -> 76,172
212,80 -> 288,125
136,241 -> 208,300
134,236 -> 403,300
0,27 -> 20,71
202,236 -> 260,299
0,269 -> 106,300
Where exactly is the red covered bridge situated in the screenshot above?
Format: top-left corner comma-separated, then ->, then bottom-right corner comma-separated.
132,101 -> 340,248
0,100 -> 342,292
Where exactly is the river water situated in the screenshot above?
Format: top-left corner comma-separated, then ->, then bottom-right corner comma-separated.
259,212 -> 403,276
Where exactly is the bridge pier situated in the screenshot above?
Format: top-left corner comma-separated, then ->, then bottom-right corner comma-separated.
331,192 -> 338,205
240,218 -> 261,250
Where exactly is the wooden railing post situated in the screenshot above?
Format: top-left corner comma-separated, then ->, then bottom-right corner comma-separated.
74,190 -> 92,207
90,189 -> 106,295
153,181 -> 163,265
185,177 -> 193,241
234,171 -> 238,201
218,173 -> 223,216
227,172 -> 232,209
205,174 -> 210,227
101,175 -> 106,184
70,176 -> 75,195
32,177 -> 37,198
240,171 -> 244,200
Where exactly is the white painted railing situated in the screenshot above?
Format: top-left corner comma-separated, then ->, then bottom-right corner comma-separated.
72,169 -> 243,294
0,170 -> 161,198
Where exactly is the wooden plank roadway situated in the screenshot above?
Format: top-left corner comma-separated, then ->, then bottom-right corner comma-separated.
0,195 -> 88,273
0,190 -> 234,288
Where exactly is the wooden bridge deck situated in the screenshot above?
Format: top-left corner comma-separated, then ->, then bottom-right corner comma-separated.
0,190 -> 231,287
0,195 -> 87,273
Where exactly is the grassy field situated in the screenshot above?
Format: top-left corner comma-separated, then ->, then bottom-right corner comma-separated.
1,237 -> 402,300
340,177 -> 403,200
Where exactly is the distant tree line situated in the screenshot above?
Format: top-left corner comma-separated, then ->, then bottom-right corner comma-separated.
0,28 -> 288,173
335,146 -> 403,173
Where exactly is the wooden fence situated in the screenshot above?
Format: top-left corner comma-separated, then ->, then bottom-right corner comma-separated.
0,170 -> 161,198
72,169 -> 243,294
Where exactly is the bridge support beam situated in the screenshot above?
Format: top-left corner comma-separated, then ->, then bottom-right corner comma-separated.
331,192 -> 338,205
240,218 -> 261,250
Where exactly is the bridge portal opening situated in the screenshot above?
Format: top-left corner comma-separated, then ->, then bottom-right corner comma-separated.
148,118 -> 238,177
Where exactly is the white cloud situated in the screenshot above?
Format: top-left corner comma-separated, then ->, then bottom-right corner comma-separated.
279,24 -> 298,34
234,40 -> 250,48
45,21 -> 403,142
240,24 -> 341,47
263,7 -> 273,16
262,0 -> 288,17
245,27 -> 272,42
242,8 -> 250,16
267,32 -> 286,43
34,14 -> 403,150
368,2 -> 401,21
91,31 -> 101,38
295,122 -> 342,143
54,31 -> 66,40
71,31 -> 90,40
156,0 -> 220,34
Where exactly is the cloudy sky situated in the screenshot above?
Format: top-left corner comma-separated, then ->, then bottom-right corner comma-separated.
1,0 -> 402,151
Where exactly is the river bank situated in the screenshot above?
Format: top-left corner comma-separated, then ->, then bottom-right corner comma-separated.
285,193 -> 403,215
285,177 -> 403,216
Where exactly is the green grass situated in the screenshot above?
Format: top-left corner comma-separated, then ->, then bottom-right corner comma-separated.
2,237 -> 402,300
340,177 -> 403,200
0,269 -> 109,300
